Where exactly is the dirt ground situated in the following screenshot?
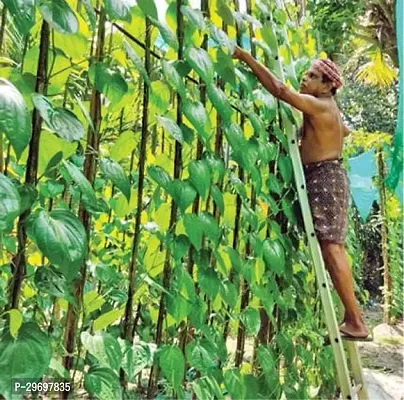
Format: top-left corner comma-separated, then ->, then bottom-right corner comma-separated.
226,306 -> 403,399
359,307 -> 404,400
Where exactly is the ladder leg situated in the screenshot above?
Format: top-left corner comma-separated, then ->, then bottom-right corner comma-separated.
345,342 -> 368,400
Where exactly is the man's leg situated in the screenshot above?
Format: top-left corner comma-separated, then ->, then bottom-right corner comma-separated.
320,240 -> 369,338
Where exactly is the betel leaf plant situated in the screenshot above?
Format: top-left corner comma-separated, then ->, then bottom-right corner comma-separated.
0,0 -> 358,398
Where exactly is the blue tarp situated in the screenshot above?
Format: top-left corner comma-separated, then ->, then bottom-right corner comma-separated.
348,149 -> 378,221
348,148 -> 403,221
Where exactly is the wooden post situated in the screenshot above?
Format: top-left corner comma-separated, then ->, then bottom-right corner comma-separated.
377,147 -> 391,324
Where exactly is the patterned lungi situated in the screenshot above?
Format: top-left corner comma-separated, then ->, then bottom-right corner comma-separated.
303,158 -> 349,244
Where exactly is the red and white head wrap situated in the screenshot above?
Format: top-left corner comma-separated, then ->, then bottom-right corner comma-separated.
313,59 -> 343,89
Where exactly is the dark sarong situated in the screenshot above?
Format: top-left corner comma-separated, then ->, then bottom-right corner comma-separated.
303,158 -> 349,244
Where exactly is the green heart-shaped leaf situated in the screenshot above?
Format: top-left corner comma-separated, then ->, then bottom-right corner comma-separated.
261,22 -> 278,53
81,332 -> 122,371
167,180 -> 197,213
104,0 -> 132,22
185,47 -> 214,84
137,0 -> 158,20
147,165 -> 171,190
183,100 -> 210,143
0,323 -> 51,397
262,239 -> 285,275
124,40 -> 150,85
211,185 -> 224,216
2,0 -> 35,35
185,342 -> 212,375
199,212 -> 220,244
157,116 -> 184,144
158,346 -> 185,391
150,81 -> 170,116
27,209 -> 88,275
88,63 -> 128,103
0,173 -> 21,233
32,93 -> 84,142
100,158 -> 131,202
162,60 -> 186,98
198,267 -> 220,299
63,160 -> 97,206
206,83 -> 233,124
219,281 -> 238,308
183,213 -> 203,250
166,293 -> 192,322
209,23 -> 235,54
214,49 -> 236,87
188,160 -> 211,199
0,79 -> 31,159
34,266 -> 75,303
241,307 -> 261,335
150,18 -> 178,50
180,6 -> 205,30
278,155 -> 293,184
84,367 -> 121,400
38,0 -> 79,34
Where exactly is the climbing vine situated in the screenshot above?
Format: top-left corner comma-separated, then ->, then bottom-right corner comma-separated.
0,0 -> 340,398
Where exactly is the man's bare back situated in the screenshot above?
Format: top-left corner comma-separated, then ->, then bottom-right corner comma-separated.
299,97 -> 345,164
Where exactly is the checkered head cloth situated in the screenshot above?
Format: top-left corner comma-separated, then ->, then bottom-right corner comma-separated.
313,59 -> 343,89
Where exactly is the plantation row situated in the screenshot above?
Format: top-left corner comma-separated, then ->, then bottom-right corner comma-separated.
0,0 -> 338,398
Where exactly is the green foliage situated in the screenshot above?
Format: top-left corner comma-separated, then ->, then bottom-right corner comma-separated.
100,158 -> 131,202
185,47 -> 214,84
104,0 -> 133,22
38,0 -> 79,34
158,345 -> 185,391
26,209 -> 87,278
0,1 -> 388,399
338,80 -> 398,134
307,0 -> 365,57
0,323 -> 51,396
84,367 -> 121,400
88,63 -> 128,103
0,173 -> 21,232
0,79 -> 31,158
31,93 -> 85,141
2,0 -> 35,35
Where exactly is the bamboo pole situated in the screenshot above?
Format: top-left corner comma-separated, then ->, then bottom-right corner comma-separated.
378,148 -> 391,324
8,21 -> 50,310
62,9 -> 106,396
234,0 -> 258,368
120,16 -> 152,388
178,0 -> 210,355
147,1 -> 184,397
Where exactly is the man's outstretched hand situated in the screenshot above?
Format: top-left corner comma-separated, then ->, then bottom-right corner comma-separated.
232,45 -> 246,60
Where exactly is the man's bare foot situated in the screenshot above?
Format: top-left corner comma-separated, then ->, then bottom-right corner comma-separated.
339,321 -> 369,339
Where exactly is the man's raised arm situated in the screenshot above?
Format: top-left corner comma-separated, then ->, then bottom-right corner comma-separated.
232,46 -> 326,115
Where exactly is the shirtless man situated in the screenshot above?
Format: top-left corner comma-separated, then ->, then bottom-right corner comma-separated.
232,46 -> 370,340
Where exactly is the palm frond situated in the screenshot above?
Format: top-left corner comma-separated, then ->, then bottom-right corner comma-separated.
355,49 -> 397,87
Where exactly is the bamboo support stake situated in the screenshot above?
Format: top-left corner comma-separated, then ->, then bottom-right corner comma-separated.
120,17 -> 152,388
62,9 -> 106,395
378,148 -> 391,324
178,0 -> 210,355
8,21 -> 50,310
147,1 -> 184,397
